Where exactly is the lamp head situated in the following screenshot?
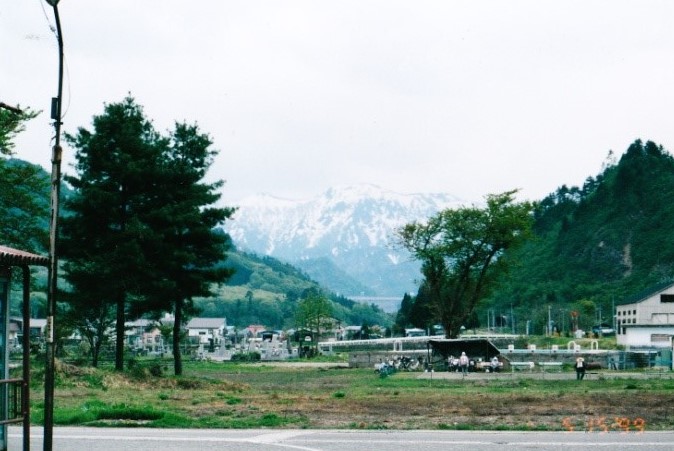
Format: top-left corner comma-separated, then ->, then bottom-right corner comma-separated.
45,0 -> 60,6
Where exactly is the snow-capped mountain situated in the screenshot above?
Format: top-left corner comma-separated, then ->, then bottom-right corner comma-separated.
225,184 -> 464,297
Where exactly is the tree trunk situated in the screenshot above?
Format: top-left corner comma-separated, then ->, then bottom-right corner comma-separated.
92,338 -> 100,368
442,304 -> 460,339
115,294 -> 125,371
173,298 -> 183,376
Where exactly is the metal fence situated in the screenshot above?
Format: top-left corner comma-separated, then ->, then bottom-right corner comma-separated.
0,378 -> 24,426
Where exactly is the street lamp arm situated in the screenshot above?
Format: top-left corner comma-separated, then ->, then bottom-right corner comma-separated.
0,102 -> 23,114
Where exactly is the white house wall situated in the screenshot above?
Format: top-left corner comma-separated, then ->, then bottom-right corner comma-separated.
617,284 -> 674,347
188,328 -> 224,344
619,326 -> 674,348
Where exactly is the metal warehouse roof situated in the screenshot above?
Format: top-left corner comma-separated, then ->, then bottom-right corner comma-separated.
186,318 -> 226,329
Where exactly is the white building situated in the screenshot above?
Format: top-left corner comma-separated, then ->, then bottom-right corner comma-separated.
8,318 -> 47,347
186,318 -> 227,346
616,282 -> 674,348
125,319 -> 165,355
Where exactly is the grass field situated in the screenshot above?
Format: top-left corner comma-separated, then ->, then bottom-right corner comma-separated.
26,358 -> 674,432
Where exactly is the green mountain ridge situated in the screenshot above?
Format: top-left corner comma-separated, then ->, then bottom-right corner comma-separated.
198,249 -> 392,329
484,139 -> 674,334
9,138 -> 674,336
0,157 -> 392,329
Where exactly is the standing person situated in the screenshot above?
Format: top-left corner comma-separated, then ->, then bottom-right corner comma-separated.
490,356 -> 500,373
459,351 -> 469,375
575,357 -> 586,380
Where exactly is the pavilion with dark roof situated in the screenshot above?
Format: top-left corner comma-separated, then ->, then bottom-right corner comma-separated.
0,245 -> 49,450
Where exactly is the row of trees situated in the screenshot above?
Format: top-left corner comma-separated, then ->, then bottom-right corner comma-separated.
59,97 -> 235,375
4,98 -> 580,360
3,100 -> 392,368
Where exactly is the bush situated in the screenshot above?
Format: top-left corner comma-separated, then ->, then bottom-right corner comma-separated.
230,352 -> 261,362
96,405 -> 163,421
149,363 -> 164,377
127,359 -> 164,379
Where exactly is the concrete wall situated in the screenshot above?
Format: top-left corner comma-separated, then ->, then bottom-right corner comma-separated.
618,326 -> 674,348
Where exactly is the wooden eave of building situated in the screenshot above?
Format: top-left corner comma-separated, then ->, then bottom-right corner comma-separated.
0,245 -> 48,267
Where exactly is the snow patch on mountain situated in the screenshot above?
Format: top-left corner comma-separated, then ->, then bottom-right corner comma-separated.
226,184 -> 464,296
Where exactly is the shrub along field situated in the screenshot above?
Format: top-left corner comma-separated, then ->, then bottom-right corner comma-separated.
26,359 -> 674,431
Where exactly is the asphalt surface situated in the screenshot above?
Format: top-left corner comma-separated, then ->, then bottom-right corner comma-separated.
8,371 -> 672,449
8,427 -> 674,451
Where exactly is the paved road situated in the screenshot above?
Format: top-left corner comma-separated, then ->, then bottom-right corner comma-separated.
9,427 -> 674,450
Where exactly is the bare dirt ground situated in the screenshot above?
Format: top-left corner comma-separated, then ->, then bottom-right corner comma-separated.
48,361 -> 674,432
223,365 -> 674,431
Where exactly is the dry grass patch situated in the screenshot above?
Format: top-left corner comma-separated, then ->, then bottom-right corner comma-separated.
31,360 -> 674,430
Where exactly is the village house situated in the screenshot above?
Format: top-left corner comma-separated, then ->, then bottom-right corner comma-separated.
8,317 -> 48,348
14,315 -> 230,355
186,317 -> 227,347
616,281 -> 674,348
126,319 -> 165,356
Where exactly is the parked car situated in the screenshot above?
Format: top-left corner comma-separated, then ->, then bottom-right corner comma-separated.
592,324 -> 615,336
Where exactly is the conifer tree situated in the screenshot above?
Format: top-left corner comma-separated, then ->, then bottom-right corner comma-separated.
137,122 -> 234,375
62,97 -> 234,373
62,97 -> 163,370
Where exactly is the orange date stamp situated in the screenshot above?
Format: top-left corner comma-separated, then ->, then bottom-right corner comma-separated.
562,417 -> 645,433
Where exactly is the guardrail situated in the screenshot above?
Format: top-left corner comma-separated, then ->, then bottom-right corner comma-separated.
510,361 -> 535,371
538,361 -> 564,372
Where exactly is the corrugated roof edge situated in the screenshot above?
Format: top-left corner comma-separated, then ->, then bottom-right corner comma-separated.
0,245 -> 49,266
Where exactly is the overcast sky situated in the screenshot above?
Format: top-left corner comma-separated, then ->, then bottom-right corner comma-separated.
3,1 -> 674,205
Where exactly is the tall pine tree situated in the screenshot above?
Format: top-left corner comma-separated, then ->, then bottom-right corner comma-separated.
62,97 -> 163,370
62,97 -> 234,373
136,122 -> 234,375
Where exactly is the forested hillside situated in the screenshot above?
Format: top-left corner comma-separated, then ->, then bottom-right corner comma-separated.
0,158 -> 50,252
198,250 -> 392,329
482,140 -> 674,334
11,137 -> 674,337
0,156 -> 391,331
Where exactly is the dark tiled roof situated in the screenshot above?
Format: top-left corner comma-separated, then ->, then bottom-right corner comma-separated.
0,245 -> 49,267
618,280 -> 674,306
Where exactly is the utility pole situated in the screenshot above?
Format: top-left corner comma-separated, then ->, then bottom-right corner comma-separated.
510,304 -> 514,334
44,1 -> 64,450
612,296 -> 616,333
